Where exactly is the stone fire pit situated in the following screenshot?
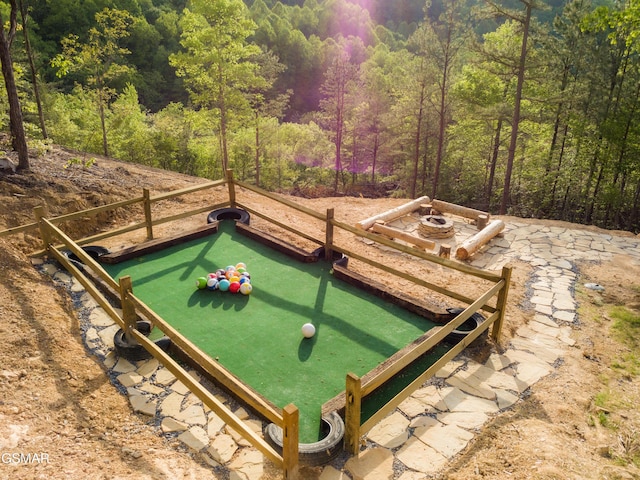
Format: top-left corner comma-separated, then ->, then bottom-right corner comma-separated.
418,215 -> 455,238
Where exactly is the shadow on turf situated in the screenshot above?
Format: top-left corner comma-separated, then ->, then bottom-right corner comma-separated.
298,332 -> 317,362
187,289 -> 251,311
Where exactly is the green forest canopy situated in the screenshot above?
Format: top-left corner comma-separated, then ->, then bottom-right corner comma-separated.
2,0 -> 639,233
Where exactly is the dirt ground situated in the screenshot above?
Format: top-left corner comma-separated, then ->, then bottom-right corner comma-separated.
1,146 -> 639,480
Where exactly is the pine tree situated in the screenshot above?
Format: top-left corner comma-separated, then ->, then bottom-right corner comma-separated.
170,0 -> 262,173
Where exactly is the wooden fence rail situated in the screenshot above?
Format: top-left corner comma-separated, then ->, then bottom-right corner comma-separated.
0,178 -> 226,246
343,269 -> 510,455
2,170 -> 511,475
32,203 -> 300,480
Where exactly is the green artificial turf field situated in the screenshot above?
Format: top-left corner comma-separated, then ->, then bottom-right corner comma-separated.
103,221 -> 439,442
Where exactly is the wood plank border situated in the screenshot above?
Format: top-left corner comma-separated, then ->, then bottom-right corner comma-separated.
331,263 -> 449,321
235,222 -> 319,263
100,222 -> 219,264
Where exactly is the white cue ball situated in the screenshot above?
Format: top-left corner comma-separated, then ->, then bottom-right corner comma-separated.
301,323 -> 316,338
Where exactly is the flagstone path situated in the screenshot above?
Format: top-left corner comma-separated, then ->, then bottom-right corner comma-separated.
37,218 -> 640,480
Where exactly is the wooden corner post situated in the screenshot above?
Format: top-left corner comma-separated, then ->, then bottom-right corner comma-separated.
119,276 -> 138,345
491,265 -> 512,341
226,169 -> 236,208
325,208 -> 335,262
33,206 -> 52,253
282,403 -> 299,480
344,372 -> 362,456
143,188 -> 153,240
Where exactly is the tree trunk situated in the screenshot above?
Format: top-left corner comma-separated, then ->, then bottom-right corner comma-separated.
19,0 -> 47,139
0,4 -> 29,170
350,120 -> 358,188
420,130 -> 430,195
486,117 -> 502,210
220,108 -> 229,173
607,81 -> 639,229
411,79 -> 426,199
612,81 -> 639,186
583,41 -> 626,223
586,160 -> 606,224
254,111 -> 261,187
332,67 -> 346,193
549,122 -> 570,215
218,65 -> 229,173
615,172 -> 627,229
542,64 -> 570,215
98,92 -> 109,157
333,105 -> 343,192
500,2 -> 531,215
432,25 -> 452,200
631,179 -> 640,231
370,131 -> 379,185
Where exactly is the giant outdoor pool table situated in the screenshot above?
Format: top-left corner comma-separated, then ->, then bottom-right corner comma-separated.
98,210 -> 462,448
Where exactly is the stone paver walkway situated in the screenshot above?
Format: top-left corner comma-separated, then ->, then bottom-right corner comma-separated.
37,217 -> 640,479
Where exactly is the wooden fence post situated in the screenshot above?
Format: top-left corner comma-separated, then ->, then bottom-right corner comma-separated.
143,188 -> 153,240
438,244 -> 451,259
325,208 -> 334,262
282,403 -> 299,480
226,169 -> 236,208
33,206 -> 52,253
477,214 -> 489,230
344,373 -> 362,456
119,276 -> 138,345
491,265 -> 512,341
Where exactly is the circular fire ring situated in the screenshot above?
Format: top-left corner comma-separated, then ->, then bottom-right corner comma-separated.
418,215 -> 455,238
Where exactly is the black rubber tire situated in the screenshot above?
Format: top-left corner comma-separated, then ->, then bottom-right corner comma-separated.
61,245 -> 110,271
311,247 -> 347,264
333,255 -> 349,267
80,245 -> 110,261
113,321 -> 171,362
444,307 -> 487,344
264,411 -> 345,466
206,208 -> 250,225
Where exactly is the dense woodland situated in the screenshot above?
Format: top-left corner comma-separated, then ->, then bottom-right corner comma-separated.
1,0 -> 639,233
